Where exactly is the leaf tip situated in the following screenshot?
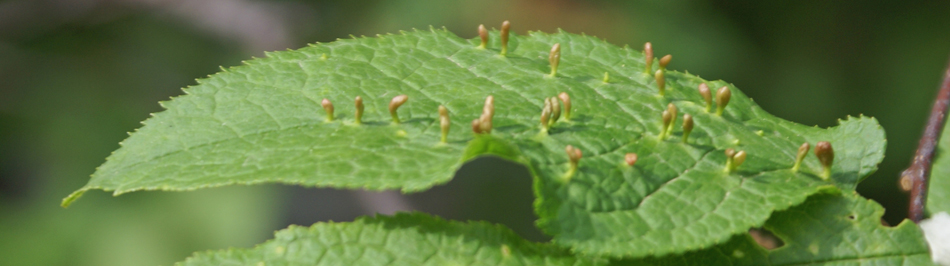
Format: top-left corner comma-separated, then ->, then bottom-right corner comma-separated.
61,189 -> 87,208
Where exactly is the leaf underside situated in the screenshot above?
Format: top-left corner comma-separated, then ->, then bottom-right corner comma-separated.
177,212 -> 606,266
620,192 -> 934,266
178,194 -> 933,266
65,28 -> 887,258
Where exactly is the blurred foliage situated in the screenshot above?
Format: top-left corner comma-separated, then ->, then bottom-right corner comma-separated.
0,0 -> 948,265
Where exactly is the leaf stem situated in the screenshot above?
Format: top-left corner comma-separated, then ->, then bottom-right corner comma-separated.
902,55 -> 950,223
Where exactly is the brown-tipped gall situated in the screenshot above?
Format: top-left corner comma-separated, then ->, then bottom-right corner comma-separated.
698,83 -> 712,113
666,103 -> 678,134
478,24 -> 488,49
792,142 -> 809,172
500,20 -> 511,55
550,97 -> 561,122
659,54 -> 672,70
479,113 -> 493,133
558,92 -> 572,120
725,148 -> 737,158
655,69 -> 666,96
815,141 -> 834,180
483,95 -> 495,119
389,94 -> 408,123
479,95 -> 494,133
354,96 -> 364,124
438,104 -> 449,117
625,153 -> 638,167
661,110 -> 672,138
565,145 -> 582,179
682,114 -> 694,143
471,119 -> 483,134
549,43 -> 561,77
540,100 -> 552,131
566,145 -> 582,162
715,86 -> 731,116
439,105 -> 450,143
644,42 -> 654,74
321,98 -> 334,122
733,151 -> 747,170
724,148 -> 737,172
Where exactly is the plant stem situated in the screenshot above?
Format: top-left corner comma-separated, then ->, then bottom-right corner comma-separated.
902,55 -> 950,223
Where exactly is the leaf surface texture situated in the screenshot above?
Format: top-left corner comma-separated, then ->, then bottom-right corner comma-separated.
66,28 -> 887,258
178,213 -> 605,266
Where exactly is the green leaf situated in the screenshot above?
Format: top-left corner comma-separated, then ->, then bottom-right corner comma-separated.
928,111 -> 950,215
176,212 -> 606,266
620,192 -> 934,266
64,28 -> 886,258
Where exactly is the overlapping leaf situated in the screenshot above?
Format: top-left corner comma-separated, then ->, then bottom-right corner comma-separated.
928,111 -> 950,215
64,28 -> 886,258
622,192 -> 934,266
177,212 -> 605,266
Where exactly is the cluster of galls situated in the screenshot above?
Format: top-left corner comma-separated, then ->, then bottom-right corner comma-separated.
645,42 -> 673,96
694,83 -> 731,116
477,21 -> 512,56
720,137 -> 834,179
659,103 -> 695,142
479,21 -> 585,178
320,94 -> 409,125
480,21 -> 564,79
316,93 -> 469,145
793,141 -> 835,180
644,42 -> 732,149
642,43 -> 838,179
321,23 -> 839,182
540,93 -> 572,133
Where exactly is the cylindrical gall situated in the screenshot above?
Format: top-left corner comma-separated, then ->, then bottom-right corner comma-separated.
500,21 -> 511,55
321,98 -> 334,122
389,95 -> 409,123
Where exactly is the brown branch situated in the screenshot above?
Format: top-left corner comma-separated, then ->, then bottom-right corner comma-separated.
901,55 -> 950,223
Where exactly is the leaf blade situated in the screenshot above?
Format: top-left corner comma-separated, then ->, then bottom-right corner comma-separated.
176,212 -> 606,266
66,28 -> 887,258
621,192 -> 934,266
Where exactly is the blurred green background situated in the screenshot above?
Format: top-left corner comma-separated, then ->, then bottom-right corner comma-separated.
1,0 -> 949,265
